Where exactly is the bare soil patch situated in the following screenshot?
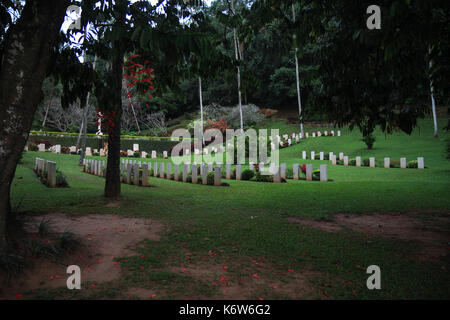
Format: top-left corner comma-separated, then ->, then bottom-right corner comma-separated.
169,258 -> 320,300
288,212 -> 450,258
0,213 -> 164,299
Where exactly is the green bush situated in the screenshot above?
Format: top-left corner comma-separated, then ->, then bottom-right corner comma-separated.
241,169 -> 255,180
362,133 -> 376,149
390,159 -> 400,168
363,158 -> 370,167
407,160 -> 418,168
349,159 -> 356,166
29,144 -> 38,151
186,175 -> 192,183
93,152 -> 100,156
312,169 -> 321,180
255,171 -> 274,182
133,152 -> 140,158
207,172 -> 215,185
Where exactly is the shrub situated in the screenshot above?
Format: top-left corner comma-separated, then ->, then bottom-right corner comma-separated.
56,171 -> 69,188
255,171 -> 273,182
93,152 -> 100,156
207,172 -> 215,185
133,151 -> 141,158
363,158 -> 370,167
61,146 -> 70,154
241,169 -> 254,181
406,160 -> 418,168
362,134 -> 376,149
314,154 -> 320,160
349,159 -> 356,166
285,167 -> 293,179
29,144 -> 38,151
390,159 -> 400,168
312,169 -> 321,180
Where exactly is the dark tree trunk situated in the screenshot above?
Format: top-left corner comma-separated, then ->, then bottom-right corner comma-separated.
0,0 -> 69,250
104,42 -> 125,199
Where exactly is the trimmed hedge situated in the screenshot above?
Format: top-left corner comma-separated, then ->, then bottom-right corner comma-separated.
28,133 -> 179,154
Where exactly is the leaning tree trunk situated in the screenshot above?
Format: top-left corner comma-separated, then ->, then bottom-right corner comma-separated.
0,0 -> 68,250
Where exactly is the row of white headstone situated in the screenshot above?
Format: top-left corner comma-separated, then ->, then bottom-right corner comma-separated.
301,150 -> 425,169
34,158 -> 57,187
83,159 -> 107,177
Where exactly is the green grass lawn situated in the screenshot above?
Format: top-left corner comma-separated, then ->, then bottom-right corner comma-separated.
8,117 -> 450,299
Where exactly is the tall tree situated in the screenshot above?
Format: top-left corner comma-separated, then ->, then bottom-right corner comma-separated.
0,0 -> 70,249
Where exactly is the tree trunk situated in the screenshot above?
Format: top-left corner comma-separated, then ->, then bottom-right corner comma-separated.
0,0 -> 69,250
199,76 -> 205,145
292,4 -> 304,138
429,46 -> 438,138
41,84 -> 55,129
231,0 -> 244,131
78,98 -> 88,166
104,36 -> 125,198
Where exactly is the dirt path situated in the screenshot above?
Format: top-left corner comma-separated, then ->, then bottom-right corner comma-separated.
288,212 -> 450,258
1,213 -> 164,299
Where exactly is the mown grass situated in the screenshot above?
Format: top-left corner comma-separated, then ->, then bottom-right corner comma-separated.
8,117 -> 450,299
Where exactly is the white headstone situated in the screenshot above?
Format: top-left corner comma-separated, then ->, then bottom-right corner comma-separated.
306,164 -> 313,181
142,163 -> 149,186
202,164 -> 208,185
174,164 -> 180,181
152,151 -> 157,159
273,166 -> 281,183
226,164 -> 232,180
337,130 -> 341,136
344,156 -> 349,166
236,165 -> 242,180
280,163 -> 286,179
166,163 -> 171,178
192,164 -> 198,184
320,165 -> 328,182
163,151 -> 168,159
38,143 -> 45,152
400,157 -> 406,169
384,157 -> 390,168
46,161 -> 57,187
127,150 -> 134,157
331,155 -> 337,165
133,163 -> 140,185
311,151 -> 315,160
417,157 -> 424,169
339,152 -> 344,161
133,144 -> 139,151
126,164 -> 132,184
293,164 -> 299,180
356,156 -> 361,167
160,162 -> 165,178
214,167 -> 221,186
154,162 -> 158,177
370,157 -> 375,168
320,152 -> 324,161
55,145 -> 61,154
182,164 -> 188,182
302,151 -> 307,160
